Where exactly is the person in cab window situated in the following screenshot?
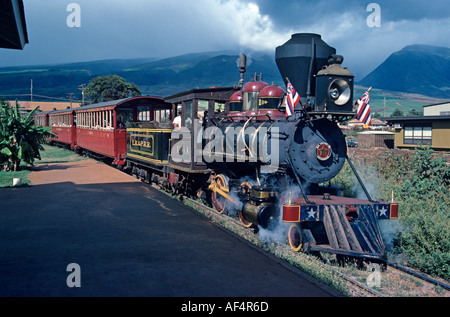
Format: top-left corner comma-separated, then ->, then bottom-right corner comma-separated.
173,110 -> 182,129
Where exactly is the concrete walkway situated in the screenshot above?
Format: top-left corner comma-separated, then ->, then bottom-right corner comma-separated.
0,160 -> 341,297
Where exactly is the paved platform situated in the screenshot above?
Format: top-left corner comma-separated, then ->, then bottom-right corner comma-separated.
0,160 -> 341,297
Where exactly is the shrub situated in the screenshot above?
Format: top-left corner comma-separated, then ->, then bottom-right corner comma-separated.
386,147 -> 450,280
333,146 -> 449,280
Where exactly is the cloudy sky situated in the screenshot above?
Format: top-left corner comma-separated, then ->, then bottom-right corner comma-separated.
1,0 -> 449,78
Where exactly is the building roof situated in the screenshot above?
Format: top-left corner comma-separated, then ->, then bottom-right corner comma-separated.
8,101 -> 80,112
0,0 -> 28,49
423,101 -> 450,108
164,86 -> 238,103
74,96 -> 166,111
31,96 -> 167,115
358,131 -> 394,135
383,115 -> 450,122
347,119 -> 364,125
370,118 -> 386,125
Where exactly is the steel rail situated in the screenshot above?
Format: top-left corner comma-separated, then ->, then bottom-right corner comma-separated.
384,260 -> 450,291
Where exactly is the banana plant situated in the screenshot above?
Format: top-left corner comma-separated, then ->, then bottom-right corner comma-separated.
0,101 -> 53,171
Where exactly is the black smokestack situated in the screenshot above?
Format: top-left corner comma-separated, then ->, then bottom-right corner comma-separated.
275,33 -> 336,101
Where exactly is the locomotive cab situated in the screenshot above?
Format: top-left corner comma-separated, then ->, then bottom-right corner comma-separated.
165,86 -> 239,173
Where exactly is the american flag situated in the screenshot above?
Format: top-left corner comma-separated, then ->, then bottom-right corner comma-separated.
286,79 -> 300,117
356,87 -> 372,126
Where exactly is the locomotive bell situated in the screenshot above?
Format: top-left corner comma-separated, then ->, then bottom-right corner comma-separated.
314,55 -> 354,113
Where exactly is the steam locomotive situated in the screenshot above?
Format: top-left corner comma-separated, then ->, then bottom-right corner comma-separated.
36,33 -> 397,260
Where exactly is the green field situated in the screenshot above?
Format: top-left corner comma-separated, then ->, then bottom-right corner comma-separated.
0,145 -> 85,188
354,85 -> 446,117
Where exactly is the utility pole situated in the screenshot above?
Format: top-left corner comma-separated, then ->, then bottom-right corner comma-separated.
78,83 -> 86,105
67,93 -> 74,108
383,97 -> 386,117
30,79 -> 33,102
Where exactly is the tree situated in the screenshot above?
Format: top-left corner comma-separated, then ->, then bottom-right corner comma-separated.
390,108 -> 404,117
85,75 -> 141,103
407,108 -> 423,116
0,101 -> 53,171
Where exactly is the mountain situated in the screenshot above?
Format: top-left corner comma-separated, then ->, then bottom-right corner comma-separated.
359,44 -> 450,99
1,45 -> 449,106
0,51 -> 283,101
0,58 -> 156,101
118,53 -> 282,97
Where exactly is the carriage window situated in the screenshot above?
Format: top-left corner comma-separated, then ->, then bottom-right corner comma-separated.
198,100 -> 208,121
215,102 -> 225,113
198,100 -> 208,113
185,102 -> 193,129
155,110 -> 161,122
116,108 -> 133,126
138,106 -> 151,121
154,109 -> 171,123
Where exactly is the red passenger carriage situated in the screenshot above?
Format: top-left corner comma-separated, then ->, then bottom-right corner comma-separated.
74,96 -> 172,166
48,108 -> 76,148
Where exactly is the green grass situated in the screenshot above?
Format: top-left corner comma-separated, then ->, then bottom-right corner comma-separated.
36,144 -> 85,164
0,145 -> 85,188
0,168 -> 32,188
354,85 -> 445,117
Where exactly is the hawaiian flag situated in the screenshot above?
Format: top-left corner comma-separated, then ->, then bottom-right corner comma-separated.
356,87 -> 372,126
286,79 -> 300,117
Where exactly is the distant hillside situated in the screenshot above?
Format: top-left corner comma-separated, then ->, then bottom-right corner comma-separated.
1,45 -> 449,107
359,44 -> 450,99
0,52 -> 283,101
117,53 -> 283,97
0,58 -> 155,101
354,85 -> 447,117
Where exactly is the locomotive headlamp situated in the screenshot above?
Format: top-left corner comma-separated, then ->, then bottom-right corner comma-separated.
328,79 -> 351,106
314,63 -> 354,115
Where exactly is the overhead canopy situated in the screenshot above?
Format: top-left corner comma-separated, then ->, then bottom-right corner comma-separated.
0,0 -> 28,49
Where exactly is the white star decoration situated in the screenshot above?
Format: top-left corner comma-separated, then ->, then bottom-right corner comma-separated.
307,208 -> 316,219
379,206 -> 388,217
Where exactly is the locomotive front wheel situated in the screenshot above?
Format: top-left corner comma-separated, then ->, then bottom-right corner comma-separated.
211,174 -> 229,214
288,224 -> 303,252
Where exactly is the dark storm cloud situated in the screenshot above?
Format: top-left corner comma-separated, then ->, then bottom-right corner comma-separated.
0,0 -> 449,79
254,0 -> 450,26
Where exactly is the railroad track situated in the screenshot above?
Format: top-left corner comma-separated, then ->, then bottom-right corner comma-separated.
158,188 -> 450,297
383,260 -> 450,292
